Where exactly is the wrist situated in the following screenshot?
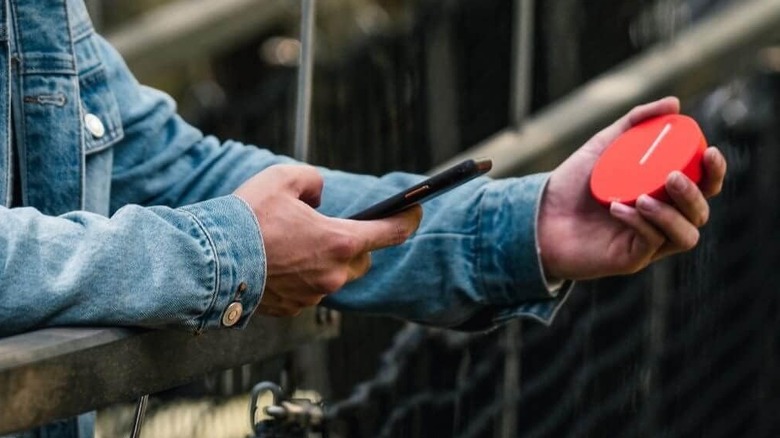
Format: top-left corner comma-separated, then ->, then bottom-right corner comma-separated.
536,184 -> 565,281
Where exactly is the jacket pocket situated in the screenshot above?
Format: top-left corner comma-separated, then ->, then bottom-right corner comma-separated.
76,34 -> 124,154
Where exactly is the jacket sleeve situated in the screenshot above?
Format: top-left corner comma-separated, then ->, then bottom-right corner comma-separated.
93,33 -> 568,333
317,172 -> 572,331
0,195 -> 265,337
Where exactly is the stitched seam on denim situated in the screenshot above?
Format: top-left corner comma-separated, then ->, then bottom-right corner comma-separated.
77,61 -> 102,79
180,207 -> 221,332
8,0 -> 23,65
58,0 -> 86,211
514,289 -> 573,327
2,3 -> 9,207
8,0 -> 26,207
17,55 -> 76,74
533,174 -> 561,296
231,194 -> 266,316
83,132 -> 120,155
71,22 -> 93,43
477,186 -> 489,306
79,66 -> 125,154
79,64 -> 105,82
410,231 -> 476,238
23,93 -> 66,106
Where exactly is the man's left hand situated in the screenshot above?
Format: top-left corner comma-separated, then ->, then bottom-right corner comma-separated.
537,96 -> 728,281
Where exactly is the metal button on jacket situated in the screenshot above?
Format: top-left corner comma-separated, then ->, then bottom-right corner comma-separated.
222,302 -> 243,327
84,113 -> 105,138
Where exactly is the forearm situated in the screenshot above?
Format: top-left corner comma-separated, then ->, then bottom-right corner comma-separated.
0,196 -> 263,337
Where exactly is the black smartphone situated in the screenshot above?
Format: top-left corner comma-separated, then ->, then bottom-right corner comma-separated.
348,158 -> 493,220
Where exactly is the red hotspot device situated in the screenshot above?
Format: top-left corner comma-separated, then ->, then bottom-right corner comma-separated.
590,114 -> 707,207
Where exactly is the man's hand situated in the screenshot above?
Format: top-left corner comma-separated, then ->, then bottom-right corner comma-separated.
235,165 -> 423,316
538,97 -> 728,280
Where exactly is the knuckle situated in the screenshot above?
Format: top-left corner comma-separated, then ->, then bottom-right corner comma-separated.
627,105 -> 645,124
362,253 -> 373,274
312,294 -> 326,306
683,230 -> 700,250
696,208 -> 710,228
625,256 -> 648,274
300,294 -> 324,307
299,164 -> 324,188
712,181 -> 724,196
352,253 -> 372,278
312,169 -> 325,189
266,164 -> 288,177
620,260 -> 643,275
319,270 -> 350,294
331,234 -> 360,259
393,223 -> 412,246
392,225 -> 405,246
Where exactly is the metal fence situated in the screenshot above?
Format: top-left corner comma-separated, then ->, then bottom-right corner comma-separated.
154,0 -> 780,436
319,75 -> 780,436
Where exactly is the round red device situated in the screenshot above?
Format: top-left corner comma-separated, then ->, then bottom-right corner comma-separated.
590,114 -> 707,206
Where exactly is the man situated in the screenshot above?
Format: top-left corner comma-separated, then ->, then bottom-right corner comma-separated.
0,0 -> 725,436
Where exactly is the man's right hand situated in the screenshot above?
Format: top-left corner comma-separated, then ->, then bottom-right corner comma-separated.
234,164 -> 423,317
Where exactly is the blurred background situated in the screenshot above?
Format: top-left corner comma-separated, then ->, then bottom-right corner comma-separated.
80,0 -> 780,436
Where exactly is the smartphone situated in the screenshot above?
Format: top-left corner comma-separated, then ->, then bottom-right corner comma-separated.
348,158 -> 493,220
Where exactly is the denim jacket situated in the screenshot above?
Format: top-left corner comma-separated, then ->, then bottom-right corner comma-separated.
1,0 -> 565,436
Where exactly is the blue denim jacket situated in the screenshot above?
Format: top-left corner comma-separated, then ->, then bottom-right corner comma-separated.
1,0 -> 566,436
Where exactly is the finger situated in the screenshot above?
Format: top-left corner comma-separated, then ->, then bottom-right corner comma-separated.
260,290 -> 286,308
342,204 -> 423,252
636,195 -> 700,252
264,288 -> 324,308
625,96 -> 680,127
592,97 -> 681,153
699,147 -> 727,198
347,252 -> 372,281
293,294 -> 325,307
665,171 -> 709,228
651,241 -> 688,263
278,164 -> 324,207
609,202 -> 666,255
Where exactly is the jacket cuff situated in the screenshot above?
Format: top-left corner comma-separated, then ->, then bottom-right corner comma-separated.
453,282 -> 574,331
479,173 -> 563,305
180,195 -> 265,331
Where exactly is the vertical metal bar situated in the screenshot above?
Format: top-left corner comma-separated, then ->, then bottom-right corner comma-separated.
129,394 -> 149,438
499,321 -> 521,438
501,1 -> 533,434
510,0 -> 535,128
294,0 -> 316,162
641,261 -> 671,436
425,11 -> 460,165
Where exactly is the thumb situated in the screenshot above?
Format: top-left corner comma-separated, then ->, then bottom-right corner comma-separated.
341,205 -> 424,252
281,164 -> 324,208
590,96 -> 682,155
624,96 -> 680,127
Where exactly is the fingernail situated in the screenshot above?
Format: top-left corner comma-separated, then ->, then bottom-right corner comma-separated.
669,172 -> 687,193
637,195 -> 657,212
